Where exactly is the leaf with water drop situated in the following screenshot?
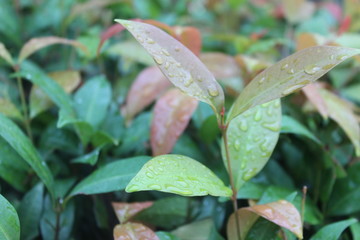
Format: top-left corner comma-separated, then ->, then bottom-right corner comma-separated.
227,46 -> 360,123
123,66 -> 171,124
115,19 -> 225,119
0,194 -> 20,240
310,218 -> 357,240
151,89 -> 198,156
222,99 -> 281,190
112,201 -> 153,224
319,88 -> 360,156
125,154 -> 232,197
246,200 -> 303,239
0,42 -> 14,66
29,70 -> 81,118
113,222 -> 159,240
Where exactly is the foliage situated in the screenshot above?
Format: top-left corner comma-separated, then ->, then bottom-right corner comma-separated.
0,0 -> 360,239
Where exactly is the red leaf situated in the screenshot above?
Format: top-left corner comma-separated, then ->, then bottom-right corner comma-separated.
112,201 -> 153,224
151,89 -> 198,156
302,83 -> 329,119
338,16 -> 352,36
174,26 -> 202,56
143,19 -> 174,35
113,223 -> 159,240
122,66 -> 171,125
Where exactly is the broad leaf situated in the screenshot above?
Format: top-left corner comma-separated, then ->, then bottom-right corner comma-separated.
172,219 -> 222,240
74,75 -> 111,128
18,36 -> 87,63
0,113 -> 54,195
246,200 -> 303,239
151,88 -> 198,156
122,66 -> 170,124
71,148 -> 100,166
302,83 -> 329,119
173,26 -> 202,56
112,201 -> 153,224
113,223 -> 159,240
30,70 -> 81,118
281,115 -> 321,144
310,218 -> 358,240
227,209 -> 259,240
0,194 -> 20,240
222,99 -> 281,190
125,154 -> 232,197
0,98 -> 23,120
319,88 -> 360,156
200,52 -> 240,79
0,42 -> 14,66
227,46 -> 360,122
116,19 -> 225,118
69,156 -> 150,196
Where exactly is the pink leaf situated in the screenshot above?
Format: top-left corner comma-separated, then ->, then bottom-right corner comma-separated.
113,223 -> 159,240
200,52 -> 240,79
112,201 -> 153,224
302,83 -> 329,119
174,26 -> 202,56
151,89 -> 198,156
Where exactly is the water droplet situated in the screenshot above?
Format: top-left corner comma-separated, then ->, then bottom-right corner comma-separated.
322,64 -> 335,70
259,77 -> 266,84
164,62 -> 170,69
126,184 -> 140,192
253,110 -> 262,121
242,168 -> 257,181
304,64 -> 320,75
148,184 -> 162,190
282,84 -> 305,96
161,48 -> 170,56
184,77 -> 193,87
234,139 -> 241,150
260,141 -> 268,152
153,56 -> 163,65
207,85 -> 219,97
146,38 -> 155,44
253,136 -> 261,142
337,54 -> 348,61
287,68 -> 295,74
174,46 -> 180,52
196,75 -> 203,82
145,172 -> 154,178
136,36 -> 144,43
329,55 -> 335,60
262,122 -> 280,132
279,200 -> 288,204
176,180 -> 189,188
281,63 -> 289,70
168,73 -> 174,77
262,207 -> 275,219
240,160 -> 247,169
165,185 -> 193,195
239,120 -> 248,131
176,62 -> 181,67
274,101 -> 280,108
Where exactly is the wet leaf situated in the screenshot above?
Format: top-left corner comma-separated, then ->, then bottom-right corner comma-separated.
123,66 -> 171,124
112,201 -> 153,224
310,218 -> 357,240
0,42 -> 14,66
302,83 -> 329,119
227,209 -> 259,240
125,154 -> 232,197
18,36 -> 88,63
200,52 -> 240,79
151,89 -> 198,156
227,46 -> 360,123
0,194 -> 20,240
281,115 -> 321,144
246,200 -> 303,239
319,88 -> 360,156
69,156 -> 150,196
30,70 -> 81,118
116,19 -> 224,118
222,100 -> 281,190
0,98 -> 23,120
113,222 -> 159,240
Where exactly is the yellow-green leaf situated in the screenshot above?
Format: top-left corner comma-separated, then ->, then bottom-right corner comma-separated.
0,42 -> 14,66
0,98 -> 23,120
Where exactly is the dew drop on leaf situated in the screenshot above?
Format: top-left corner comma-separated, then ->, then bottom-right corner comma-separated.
207,85 -> 219,97
281,63 -> 289,70
304,64 -> 321,75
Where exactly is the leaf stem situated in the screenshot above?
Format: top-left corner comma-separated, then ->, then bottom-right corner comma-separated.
220,114 -> 241,240
301,186 -> 307,230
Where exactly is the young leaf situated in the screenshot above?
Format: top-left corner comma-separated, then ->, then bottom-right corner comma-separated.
0,194 -> 20,240
319,88 -> 360,156
71,148 -> 100,166
0,42 -> 14,66
310,218 -> 358,240
200,52 -> 240,79
29,70 -> 81,118
116,19 -> 225,118
227,209 -> 259,240
302,83 -> 329,119
122,66 -> 171,124
18,36 -> 87,63
227,46 -> 360,123
69,156 -> 150,196
74,75 -> 111,128
0,98 -> 23,120
0,113 -> 54,195
222,99 -> 281,190
151,89 -> 198,156
246,200 -> 303,239
125,154 -> 232,197
112,201 -> 153,224
113,223 -> 159,240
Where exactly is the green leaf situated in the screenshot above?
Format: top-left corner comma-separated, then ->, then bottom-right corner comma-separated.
74,75 -> 111,128
71,148 -> 100,166
0,98 -> 23,120
0,43 -> 14,66
245,217 -> 279,240
156,231 -> 180,240
351,222 -> 360,240
0,113 -> 54,196
171,219 -> 222,240
125,154 -> 232,197
222,100 -> 281,190
18,184 -> 44,240
69,156 -> 150,196
227,46 -> 360,122
116,19 -> 225,118
281,115 -> 320,144
310,218 -> 358,240
0,194 -> 20,240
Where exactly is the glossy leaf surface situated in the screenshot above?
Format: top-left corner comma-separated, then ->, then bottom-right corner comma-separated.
126,154 -> 232,197
0,42 -> 14,66
123,66 -> 170,124
116,19 -> 225,116
227,46 -> 360,122
151,89 -> 198,156
0,194 -> 20,240
70,156 -> 150,196
113,223 -> 159,240
19,36 -> 87,62
30,70 -> 81,118
310,218 -> 357,240
112,201 -> 153,224
0,113 -> 54,195
222,100 -> 281,190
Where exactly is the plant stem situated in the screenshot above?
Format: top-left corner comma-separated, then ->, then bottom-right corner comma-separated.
221,119 -> 241,240
54,200 -> 63,240
301,186 -> 307,227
